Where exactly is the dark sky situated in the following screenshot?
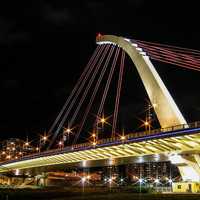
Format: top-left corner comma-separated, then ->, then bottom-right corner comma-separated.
0,1 -> 200,141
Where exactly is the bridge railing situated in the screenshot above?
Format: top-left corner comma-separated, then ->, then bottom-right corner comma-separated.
2,121 -> 200,165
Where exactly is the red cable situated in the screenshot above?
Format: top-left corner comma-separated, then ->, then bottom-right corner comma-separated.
69,45 -> 110,128
73,45 -> 116,145
112,50 -> 125,138
48,45 -> 106,149
95,47 -> 120,131
48,45 -> 101,135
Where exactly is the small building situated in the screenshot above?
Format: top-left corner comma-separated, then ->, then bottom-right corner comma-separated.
172,182 -> 200,193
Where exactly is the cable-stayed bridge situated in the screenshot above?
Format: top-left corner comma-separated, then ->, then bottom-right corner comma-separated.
1,35 -> 200,185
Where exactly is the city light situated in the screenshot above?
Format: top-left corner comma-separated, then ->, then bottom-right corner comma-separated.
144,121 -> 149,126
139,178 -> 143,183
25,142 -> 29,146
42,136 -> 47,141
86,175 -> 91,179
66,128 -> 71,134
100,117 -> 106,124
120,178 -> 124,182
92,133 -> 96,137
15,169 -> 19,176
92,142 -> 97,146
108,178 -> 112,183
2,151 -> 5,155
168,179 -> 173,183
58,141 -> 63,146
81,177 -> 86,183
154,179 -> 159,183
120,135 -> 126,140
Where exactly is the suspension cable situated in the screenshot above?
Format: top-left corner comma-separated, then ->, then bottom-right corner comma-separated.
48,45 -> 106,149
69,45 -> 110,128
95,45 -> 120,133
112,50 -> 125,138
47,45 -> 101,135
73,45 -> 116,145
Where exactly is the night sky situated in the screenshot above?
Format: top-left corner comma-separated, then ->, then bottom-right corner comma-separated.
0,1 -> 200,141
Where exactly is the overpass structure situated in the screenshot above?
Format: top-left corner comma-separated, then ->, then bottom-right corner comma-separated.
1,122 -> 200,182
1,35 -> 200,185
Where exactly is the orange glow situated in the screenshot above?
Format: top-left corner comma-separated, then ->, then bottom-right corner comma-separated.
120,135 -> 126,140
144,121 -> 149,126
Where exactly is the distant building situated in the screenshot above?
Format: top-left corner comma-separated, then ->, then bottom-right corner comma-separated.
0,138 -> 35,161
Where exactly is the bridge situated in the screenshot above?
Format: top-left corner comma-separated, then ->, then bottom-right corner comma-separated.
1,35 -> 200,189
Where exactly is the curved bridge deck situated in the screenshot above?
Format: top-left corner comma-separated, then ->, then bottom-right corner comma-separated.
1,122 -> 200,172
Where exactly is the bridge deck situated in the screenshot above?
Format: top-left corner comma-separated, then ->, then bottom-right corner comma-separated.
1,122 -> 200,172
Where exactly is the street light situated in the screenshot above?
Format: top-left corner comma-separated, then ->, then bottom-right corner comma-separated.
144,121 -> 149,126
58,141 -> 63,149
92,142 -> 97,146
120,135 -> 126,141
25,142 -> 29,146
100,117 -> 106,124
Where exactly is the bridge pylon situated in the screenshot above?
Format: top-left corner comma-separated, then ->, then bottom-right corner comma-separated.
96,35 -> 187,128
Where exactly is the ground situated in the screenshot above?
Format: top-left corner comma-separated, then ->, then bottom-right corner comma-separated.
1,187 -> 200,200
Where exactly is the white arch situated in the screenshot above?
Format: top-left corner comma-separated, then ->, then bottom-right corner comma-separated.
96,35 -> 187,128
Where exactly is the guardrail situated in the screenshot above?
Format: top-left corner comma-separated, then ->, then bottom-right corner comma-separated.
1,121 -> 200,165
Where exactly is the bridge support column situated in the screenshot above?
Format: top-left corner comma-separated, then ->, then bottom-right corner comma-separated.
36,172 -> 48,187
170,154 -> 200,182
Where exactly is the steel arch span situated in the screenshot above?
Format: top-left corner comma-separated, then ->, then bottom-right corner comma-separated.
96,35 -> 187,128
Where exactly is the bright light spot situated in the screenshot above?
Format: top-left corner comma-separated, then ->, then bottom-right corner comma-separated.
15,169 -> 19,176
86,175 -> 91,179
144,121 -> 149,126
100,118 -> 105,123
66,128 -> 71,134
120,136 -> 126,140
36,147 -> 39,151
2,151 -> 5,155
6,155 -> 11,159
154,179 -> 159,183
15,156 -> 18,159
138,157 -> 144,163
120,178 -> 124,182
43,136 -> 47,141
19,152 -> 22,155
168,179 -> 173,183
139,178 -> 143,183
81,177 -> 86,183
92,142 -> 97,146
108,178 -> 112,183
82,160 -> 87,167
104,178 -> 107,182
58,141 -> 63,146
92,133 -> 96,137
25,142 -> 29,146
12,147 -> 15,151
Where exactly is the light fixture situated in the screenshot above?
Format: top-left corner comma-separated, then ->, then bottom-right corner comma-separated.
139,178 -> 143,183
